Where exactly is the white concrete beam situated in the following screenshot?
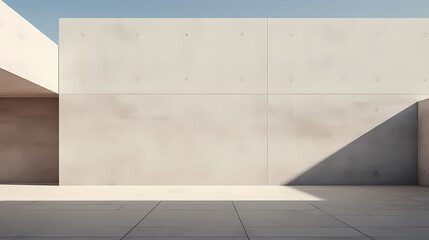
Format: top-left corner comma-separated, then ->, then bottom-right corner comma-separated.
0,0 -> 58,95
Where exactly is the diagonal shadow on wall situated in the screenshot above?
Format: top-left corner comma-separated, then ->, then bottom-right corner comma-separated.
287,103 -> 418,185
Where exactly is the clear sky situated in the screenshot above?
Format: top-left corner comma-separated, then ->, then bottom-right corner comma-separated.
4,0 -> 429,44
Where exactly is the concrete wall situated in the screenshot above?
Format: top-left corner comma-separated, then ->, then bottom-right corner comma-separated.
268,19 -> 428,185
59,19 -> 267,185
0,99 -> 59,184
60,18 -> 428,185
271,96 -> 418,185
0,1 -> 58,93
60,95 -> 266,185
418,99 -> 429,186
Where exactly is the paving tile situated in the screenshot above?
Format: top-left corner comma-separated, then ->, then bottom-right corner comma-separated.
157,201 -> 234,209
338,215 -> 429,227
375,238 -> 429,240
126,227 -> 247,238
318,209 -> 372,216
364,186 -> 429,199
0,209 -> 146,229
111,201 -> 159,210
313,202 -> 429,211
137,218 -> 242,227
250,238 -> 370,240
0,186 -> 428,240
118,205 -> 159,210
126,238 -> 247,240
0,201 -> 36,205
359,227 -> 429,238
0,204 -> 123,210
241,215 -> 346,227
234,201 -> 315,210
109,201 -> 159,205
246,227 -> 365,238
17,238 -> 119,240
34,201 -> 115,205
316,203 -> 429,217
146,209 -> 239,220
290,186 -> 403,202
367,209 -> 429,216
238,209 -> 326,219
19,227 -> 129,238
160,201 -> 232,205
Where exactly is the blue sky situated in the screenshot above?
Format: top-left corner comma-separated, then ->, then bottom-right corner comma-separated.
4,0 -> 429,44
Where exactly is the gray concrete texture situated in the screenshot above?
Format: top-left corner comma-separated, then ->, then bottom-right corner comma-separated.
286,102 -> 418,185
418,99 -> 429,186
0,98 -> 58,184
269,95 -> 424,185
57,19 -> 429,185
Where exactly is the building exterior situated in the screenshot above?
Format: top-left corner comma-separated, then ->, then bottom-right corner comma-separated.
2,1 -> 429,185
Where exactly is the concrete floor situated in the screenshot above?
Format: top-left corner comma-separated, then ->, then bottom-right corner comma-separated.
0,186 -> 429,239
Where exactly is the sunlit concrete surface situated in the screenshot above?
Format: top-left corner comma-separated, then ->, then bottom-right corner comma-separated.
0,185 -> 322,201
0,186 -> 429,239
0,1 -> 58,93
59,19 -> 429,185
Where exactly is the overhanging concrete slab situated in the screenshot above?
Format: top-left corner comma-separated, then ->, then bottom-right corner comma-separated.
0,68 -> 57,98
0,0 -> 58,95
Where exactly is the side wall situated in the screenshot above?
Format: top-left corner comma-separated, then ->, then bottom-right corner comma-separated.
0,99 -> 58,184
60,18 -> 428,185
419,99 -> 429,186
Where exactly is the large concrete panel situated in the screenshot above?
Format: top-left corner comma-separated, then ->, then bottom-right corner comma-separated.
418,99 -> 429,186
0,99 -> 59,184
60,95 -> 267,185
60,19 -> 267,94
0,1 -> 58,93
268,95 -> 423,185
268,19 -> 429,94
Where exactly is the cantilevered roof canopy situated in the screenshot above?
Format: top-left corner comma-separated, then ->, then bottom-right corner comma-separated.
0,0 -> 58,97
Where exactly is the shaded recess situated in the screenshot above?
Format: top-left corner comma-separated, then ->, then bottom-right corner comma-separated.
288,104 -> 418,185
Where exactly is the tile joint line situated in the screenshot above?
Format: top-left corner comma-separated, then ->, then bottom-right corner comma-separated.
120,201 -> 161,239
232,200 -> 250,240
288,189 -> 376,240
